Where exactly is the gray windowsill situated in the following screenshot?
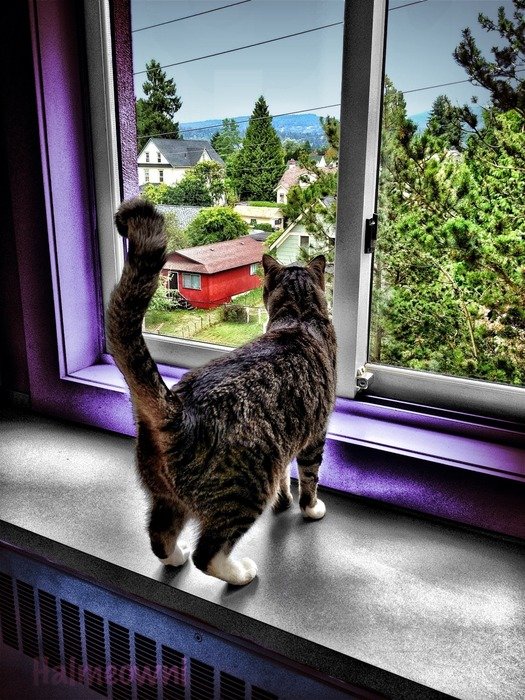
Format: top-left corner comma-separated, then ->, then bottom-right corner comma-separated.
0,405 -> 524,699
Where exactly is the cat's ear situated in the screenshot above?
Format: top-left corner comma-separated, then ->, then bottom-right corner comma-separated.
307,255 -> 326,289
262,254 -> 283,277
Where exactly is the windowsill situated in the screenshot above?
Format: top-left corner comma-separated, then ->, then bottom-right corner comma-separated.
69,357 -> 525,482
1,405 -> 524,699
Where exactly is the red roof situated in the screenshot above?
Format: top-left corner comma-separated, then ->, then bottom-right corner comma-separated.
164,236 -> 263,274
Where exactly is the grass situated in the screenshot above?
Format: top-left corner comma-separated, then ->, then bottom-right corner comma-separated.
144,308 -> 208,336
193,322 -> 263,347
247,201 -> 282,208
230,286 -> 264,306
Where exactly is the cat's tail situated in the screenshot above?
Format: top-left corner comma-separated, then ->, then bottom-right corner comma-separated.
107,198 -> 173,422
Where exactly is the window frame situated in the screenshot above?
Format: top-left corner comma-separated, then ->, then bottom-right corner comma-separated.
182,273 -> 201,291
16,0 -> 525,537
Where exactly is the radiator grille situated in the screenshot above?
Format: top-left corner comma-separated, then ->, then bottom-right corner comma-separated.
84,610 -> 108,696
0,572 -> 282,700
38,589 -> 61,671
16,579 -> 39,658
0,571 -> 18,649
220,670 -> 246,699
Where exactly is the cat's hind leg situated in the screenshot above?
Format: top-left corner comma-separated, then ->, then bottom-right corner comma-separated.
297,436 -> 326,520
272,464 -> 293,513
148,498 -> 190,567
193,516 -> 260,586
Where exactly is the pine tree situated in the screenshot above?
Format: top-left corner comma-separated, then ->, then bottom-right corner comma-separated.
210,118 -> 242,159
231,96 -> 285,200
136,59 -> 182,152
426,95 -> 463,150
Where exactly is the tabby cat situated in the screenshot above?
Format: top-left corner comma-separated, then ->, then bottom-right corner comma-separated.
107,198 -> 337,585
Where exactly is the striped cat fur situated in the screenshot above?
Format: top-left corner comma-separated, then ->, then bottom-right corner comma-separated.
107,198 -> 337,585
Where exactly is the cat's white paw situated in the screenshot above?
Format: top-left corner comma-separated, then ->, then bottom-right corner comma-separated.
207,551 -> 257,585
302,498 -> 326,520
160,541 -> 190,567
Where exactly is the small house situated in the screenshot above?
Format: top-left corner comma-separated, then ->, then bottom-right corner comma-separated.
233,204 -> 284,230
137,138 -> 224,187
162,236 -> 263,309
267,202 -> 335,264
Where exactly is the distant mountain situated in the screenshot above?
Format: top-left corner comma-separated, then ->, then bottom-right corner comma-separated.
180,113 -> 328,147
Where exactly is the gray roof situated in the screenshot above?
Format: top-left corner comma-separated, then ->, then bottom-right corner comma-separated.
155,204 -> 203,229
249,229 -> 272,242
148,138 -> 224,167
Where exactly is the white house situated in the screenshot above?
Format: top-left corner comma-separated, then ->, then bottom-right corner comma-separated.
274,159 -> 336,205
137,138 -> 224,187
268,201 -> 335,264
234,204 -> 284,230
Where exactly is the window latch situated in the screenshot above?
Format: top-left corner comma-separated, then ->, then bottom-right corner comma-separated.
364,213 -> 378,254
356,366 -> 374,392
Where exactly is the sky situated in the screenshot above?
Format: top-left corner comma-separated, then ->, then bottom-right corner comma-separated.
130,0 -> 518,126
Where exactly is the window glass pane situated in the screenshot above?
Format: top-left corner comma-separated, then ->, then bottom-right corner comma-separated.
131,0 -> 343,347
371,0 -> 525,386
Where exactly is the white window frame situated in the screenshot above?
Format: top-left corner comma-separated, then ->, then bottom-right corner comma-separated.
159,169 -> 164,183
182,273 -> 201,290
145,152 -> 150,163
157,152 -> 162,163
250,264 -> 257,275
90,0 -> 525,421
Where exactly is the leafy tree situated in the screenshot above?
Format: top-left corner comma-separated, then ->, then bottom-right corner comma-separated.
210,118 -> 242,159
136,59 -> 182,152
142,162 -> 226,207
282,139 -> 313,163
187,207 -> 249,246
426,95 -> 463,150
164,211 -> 190,252
230,96 -> 285,200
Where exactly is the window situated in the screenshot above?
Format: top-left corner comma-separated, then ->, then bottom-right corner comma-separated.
182,273 -> 201,290
157,152 -> 162,163
250,264 -> 258,276
274,219 -> 282,227
145,152 -> 150,162
158,169 -> 164,182
279,193 -> 285,202
17,0 -> 525,527
144,169 -> 150,182
250,219 -> 257,225
300,235 -> 309,250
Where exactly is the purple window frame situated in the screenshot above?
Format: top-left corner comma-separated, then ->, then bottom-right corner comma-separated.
17,0 -> 525,539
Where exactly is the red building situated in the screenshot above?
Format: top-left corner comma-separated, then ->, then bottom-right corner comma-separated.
162,236 -> 263,309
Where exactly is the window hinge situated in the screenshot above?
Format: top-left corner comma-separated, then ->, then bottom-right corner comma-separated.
364,213 -> 378,254
356,367 -> 374,392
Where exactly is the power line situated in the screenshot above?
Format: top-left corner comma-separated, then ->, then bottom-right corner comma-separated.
140,103 -> 342,140
133,22 -> 343,75
390,0 -> 429,11
132,1 -> 252,33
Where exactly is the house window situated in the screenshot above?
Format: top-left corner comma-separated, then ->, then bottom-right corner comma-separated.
145,152 -> 150,162
157,152 -> 162,163
158,170 -> 164,183
250,219 -> 257,225
279,193 -> 285,202
182,273 -> 201,290
300,235 -> 309,250
274,219 -> 282,227
144,169 -> 150,183
250,264 -> 257,275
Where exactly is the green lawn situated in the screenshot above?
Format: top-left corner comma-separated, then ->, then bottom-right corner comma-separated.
144,308 -> 209,336
193,322 -> 263,347
230,286 -> 264,306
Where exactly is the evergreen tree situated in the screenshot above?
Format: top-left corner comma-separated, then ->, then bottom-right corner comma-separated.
210,118 -> 242,159
320,115 -> 340,162
453,0 -> 525,117
231,96 -> 285,200
426,95 -> 463,150
136,59 -> 182,152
